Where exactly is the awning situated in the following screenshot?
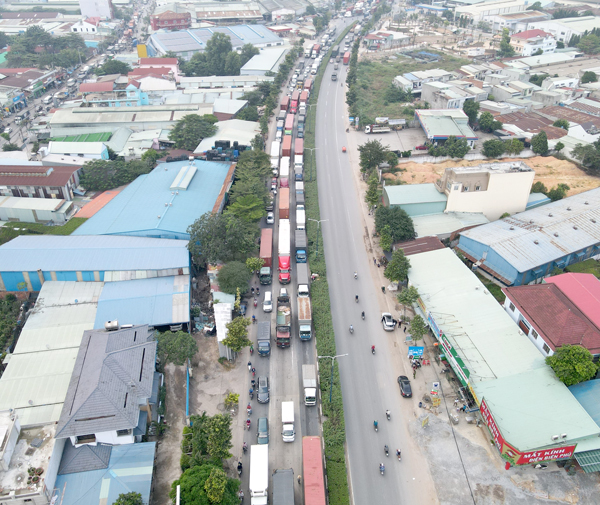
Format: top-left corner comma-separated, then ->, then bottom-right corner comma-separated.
575,449 -> 600,473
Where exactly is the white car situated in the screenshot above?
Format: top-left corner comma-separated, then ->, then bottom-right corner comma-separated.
381,313 -> 397,332
266,212 -> 275,224
5,127 -> 12,134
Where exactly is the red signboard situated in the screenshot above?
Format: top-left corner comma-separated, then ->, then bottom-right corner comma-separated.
517,446 -> 576,465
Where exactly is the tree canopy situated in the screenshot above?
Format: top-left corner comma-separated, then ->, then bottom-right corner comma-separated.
384,249 -> 411,283
497,28 -> 516,57
217,261 -> 252,295
531,131 -> 549,155
223,316 -> 251,352
79,159 -> 153,191
5,28 -> 87,68
169,464 -> 239,505
156,330 -> 198,367
428,136 -> 470,158
168,115 -> 218,151
114,492 -> 143,505
478,111 -> 503,133
462,100 -> 480,126
553,119 -> 569,130
358,139 -> 390,173
581,71 -> 598,84
572,141 -> 600,173
546,345 -> 598,386
375,206 -> 416,243
95,59 -> 132,76
409,315 -> 428,343
482,139 -> 505,158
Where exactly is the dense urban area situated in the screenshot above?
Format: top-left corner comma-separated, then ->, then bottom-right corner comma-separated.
2,0 -> 600,504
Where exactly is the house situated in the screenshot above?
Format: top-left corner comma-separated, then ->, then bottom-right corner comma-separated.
458,63 -> 504,81
71,17 -> 101,34
510,29 -> 556,56
402,69 -> 455,93
138,57 -> 180,80
482,10 -> 551,33
456,187 -> 600,286
0,196 -> 74,224
45,141 -> 110,160
526,16 -> 599,44
421,81 -> 484,109
502,273 -> 600,358
150,10 -> 191,31
55,325 -> 160,447
415,109 -> 478,148
393,75 -> 413,92
0,164 -> 82,201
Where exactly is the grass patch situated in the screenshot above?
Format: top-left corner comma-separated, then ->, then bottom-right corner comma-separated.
475,273 -> 506,303
0,217 -> 87,245
566,259 -> 600,278
354,54 -> 471,123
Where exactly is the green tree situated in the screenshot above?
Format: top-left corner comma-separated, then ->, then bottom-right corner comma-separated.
169,115 -> 218,151
546,345 -> 598,386
170,464 -> 240,505
529,74 -> 545,86
556,41 -> 565,49
114,492 -> 143,505
532,48 -> 543,56
218,262 -> 252,295
31,141 -> 40,154
478,111 -> 502,132
358,139 -> 389,173
531,181 -> 548,194
578,34 -> 600,54
504,138 -> 524,155
444,136 -> 470,158
205,32 -> 233,75
554,141 -> 565,152
581,71 -> 598,84
375,206 -> 416,243
547,183 -> 570,201
553,119 -> 569,130
531,130 -> 549,155
527,1 -> 542,10
0,133 -> 9,141
572,142 -> 600,172
397,286 -> 420,319
156,330 -> 198,366
379,225 -> 393,252
498,28 -> 515,57
365,174 -> 379,208
141,148 -> 161,166
240,43 -> 260,67
226,195 -> 265,223
224,51 -> 241,75
223,316 -> 251,351
2,143 -> 20,152
237,106 -> 259,122
251,134 -> 264,151
204,467 -> 228,503
0,32 -> 11,49
306,5 -> 317,15
384,249 -> 411,283
205,414 -> 233,461
95,59 -> 132,76
409,314 -> 428,343
79,159 -> 153,191
463,100 -> 480,126
246,257 -> 264,274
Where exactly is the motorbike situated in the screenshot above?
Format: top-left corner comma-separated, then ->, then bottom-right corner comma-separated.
354,271 -> 358,279
349,325 -> 354,334
250,345 -> 254,355
249,389 -> 254,400
346,128 -> 350,133
386,411 -> 391,421
246,419 -> 251,431
243,443 -> 248,453
247,404 -> 252,416
248,362 -> 252,372
361,312 -> 365,320
373,421 -> 378,432
371,346 -> 376,355
384,445 -> 389,457
379,464 -> 385,476
396,450 -> 401,462
237,462 -> 243,476
355,295 -> 359,303
253,298 -> 258,308
252,367 -> 256,377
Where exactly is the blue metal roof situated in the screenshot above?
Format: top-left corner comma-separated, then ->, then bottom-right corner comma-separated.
54,442 -> 156,505
94,276 -> 190,328
569,381 -> 600,426
73,160 -> 232,240
0,235 -> 189,272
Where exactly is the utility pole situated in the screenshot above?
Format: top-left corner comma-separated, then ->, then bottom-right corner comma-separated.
307,218 -> 327,258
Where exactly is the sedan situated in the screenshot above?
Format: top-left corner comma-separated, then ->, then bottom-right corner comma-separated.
239,301 -> 247,317
271,181 -> 277,191
297,130 -> 304,139
5,127 -> 12,134
257,375 -> 270,404
266,212 -> 274,224
381,312 -> 397,331
415,144 -> 428,150
397,376 -> 413,398
257,417 -> 269,444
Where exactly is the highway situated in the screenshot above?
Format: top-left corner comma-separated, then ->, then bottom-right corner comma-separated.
313,26 -> 437,504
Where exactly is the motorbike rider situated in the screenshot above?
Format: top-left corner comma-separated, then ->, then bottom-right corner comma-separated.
349,324 -> 353,333
354,271 -> 357,278
361,311 -> 365,319
386,410 -> 391,419
384,445 -> 389,455
243,442 -> 248,452
237,461 -> 243,473
379,463 -> 385,473
373,420 -> 378,429
355,294 -> 359,302
371,345 -> 376,353
396,449 -> 401,459
247,403 -> 252,415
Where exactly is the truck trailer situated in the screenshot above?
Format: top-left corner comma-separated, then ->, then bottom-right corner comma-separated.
296,204 -> 306,231
295,230 -> 307,263
296,262 -> 310,297
343,51 -> 351,65
276,289 -> 292,348
272,468 -> 295,505
302,437 -> 326,505
256,320 -> 271,356
294,138 -> 304,156
259,228 -> 273,285
280,156 -> 290,180
250,444 -> 269,505
302,364 -> 317,406
281,135 -> 292,157
297,296 -> 312,341
279,187 -> 290,220
280,96 -> 290,111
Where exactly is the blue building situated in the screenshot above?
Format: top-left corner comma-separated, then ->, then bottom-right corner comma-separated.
73,159 -> 234,240
383,183 -> 447,216
457,187 -> 600,286
0,235 -> 190,291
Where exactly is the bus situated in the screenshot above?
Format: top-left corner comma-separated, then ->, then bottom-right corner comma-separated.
331,45 -> 340,58
284,115 -> 294,135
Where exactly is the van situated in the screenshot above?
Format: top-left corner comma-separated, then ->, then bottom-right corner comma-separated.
263,291 -> 273,313
281,401 -> 295,442
257,417 -> 269,444
43,96 -> 53,105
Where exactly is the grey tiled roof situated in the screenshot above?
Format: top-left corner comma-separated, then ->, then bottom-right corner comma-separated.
55,325 -> 157,439
58,442 -> 112,475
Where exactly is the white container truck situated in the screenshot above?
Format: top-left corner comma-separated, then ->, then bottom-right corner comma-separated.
296,204 -> 306,231
281,401 -> 295,442
294,154 -> 303,170
280,157 -> 290,179
302,364 -> 317,406
250,444 -> 269,505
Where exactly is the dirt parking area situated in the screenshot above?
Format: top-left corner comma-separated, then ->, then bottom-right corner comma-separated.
386,156 -> 600,195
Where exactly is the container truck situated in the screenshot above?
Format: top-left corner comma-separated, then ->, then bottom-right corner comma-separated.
300,90 -> 308,105
331,45 -> 340,57
284,115 -> 294,135
278,219 -> 291,284
282,135 -> 292,157
290,90 -> 300,114
304,78 -> 313,92
294,138 -> 304,156
294,154 -> 303,170
256,320 -> 271,356
295,230 -> 307,263
296,262 -> 310,297
296,204 -> 306,231
259,228 -> 273,285
272,468 -> 295,505
276,288 -> 292,347
304,47 -> 312,58
280,157 -> 290,180
364,124 -> 391,134
302,365 -> 317,406
343,51 -> 351,65
280,96 -> 290,112
302,437 -> 326,505
250,444 -> 269,505
279,188 -> 290,220
313,44 -> 321,56
297,296 -> 312,341
281,401 -> 295,442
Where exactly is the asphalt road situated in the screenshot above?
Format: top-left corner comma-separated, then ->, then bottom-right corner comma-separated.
314,27 -> 436,504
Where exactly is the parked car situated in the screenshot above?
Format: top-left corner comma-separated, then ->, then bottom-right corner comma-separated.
240,301 -> 248,316
381,313 -> 397,331
257,417 -> 269,444
257,376 -> 270,403
266,212 -> 275,224
415,144 -> 428,150
397,376 -> 412,398
5,127 -> 12,134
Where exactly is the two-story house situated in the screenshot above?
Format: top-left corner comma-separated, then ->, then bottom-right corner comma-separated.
510,29 -> 556,56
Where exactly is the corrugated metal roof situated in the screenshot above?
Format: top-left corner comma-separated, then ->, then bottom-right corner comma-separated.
412,211 -> 489,237
384,183 -> 447,206
0,235 -> 190,272
545,273 -> 600,330
94,276 -> 190,328
459,187 -> 600,273
72,160 -> 232,239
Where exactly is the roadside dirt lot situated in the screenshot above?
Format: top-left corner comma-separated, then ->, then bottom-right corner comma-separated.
386,156 -> 600,195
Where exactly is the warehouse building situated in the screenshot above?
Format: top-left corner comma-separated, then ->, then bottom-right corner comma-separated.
415,109 -> 478,148
0,196 -> 74,224
0,164 -> 83,201
72,159 -> 235,240
457,187 -> 600,286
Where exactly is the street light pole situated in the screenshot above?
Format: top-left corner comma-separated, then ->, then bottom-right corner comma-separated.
318,354 -> 349,402
305,147 -> 318,182
307,218 -> 327,258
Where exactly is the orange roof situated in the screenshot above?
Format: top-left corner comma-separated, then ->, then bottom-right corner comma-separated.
76,190 -> 121,218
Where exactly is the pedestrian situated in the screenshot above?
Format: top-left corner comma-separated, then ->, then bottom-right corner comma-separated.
462,404 -> 467,413
454,399 -> 459,407
297,475 -> 302,485
413,370 -> 416,379
373,258 -> 376,265
381,286 -> 385,294
403,326 -> 407,333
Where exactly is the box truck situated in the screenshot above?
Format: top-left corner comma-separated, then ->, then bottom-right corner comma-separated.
250,445 -> 269,505
297,296 -> 312,341
296,204 -> 306,231
259,228 -> 273,285
296,262 -> 310,297
302,365 -> 317,406
295,230 -> 307,263
256,321 -> 271,356
281,401 -> 295,442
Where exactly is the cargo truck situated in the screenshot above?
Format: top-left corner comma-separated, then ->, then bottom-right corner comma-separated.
297,296 -> 312,341
284,114 -> 294,135
250,444 -> 269,505
294,138 -> 304,156
276,288 -> 292,347
259,228 -> 273,285
296,204 -> 306,231
295,230 -> 307,263
304,47 -> 312,58
364,124 -> 391,134
281,401 -> 295,442
300,90 -> 308,105
280,96 -> 290,112
290,90 -> 300,114
282,135 -> 292,157
280,157 -> 290,180
304,78 -> 313,92
277,120 -> 284,132
296,262 -> 310,297
302,437 -> 325,505
272,468 -> 295,505
278,219 -> 291,284
294,155 -> 303,170
302,364 -> 317,406
256,320 -> 271,356
279,188 -> 290,220
343,51 -> 351,65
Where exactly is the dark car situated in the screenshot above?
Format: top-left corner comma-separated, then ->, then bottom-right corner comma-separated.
397,376 -> 412,398
257,375 -> 270,404
240,301 -> 247,316
257,417 -> 269,444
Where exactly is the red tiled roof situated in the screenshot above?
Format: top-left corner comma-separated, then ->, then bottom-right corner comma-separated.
80,82 -> 115,92
539,106 -> 600,129
129,67 -> 172,77
545,273 -> 600,331
0,165 -> 82,188
85,16 -> 101,26
153,10 -> 191,21
496,111 -> 568,140
139,57 -> 177,66
503,282 -> 600,354
511,29 -> 551,40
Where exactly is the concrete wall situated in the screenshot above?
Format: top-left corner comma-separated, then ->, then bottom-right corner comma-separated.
502,296 -> 553,356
